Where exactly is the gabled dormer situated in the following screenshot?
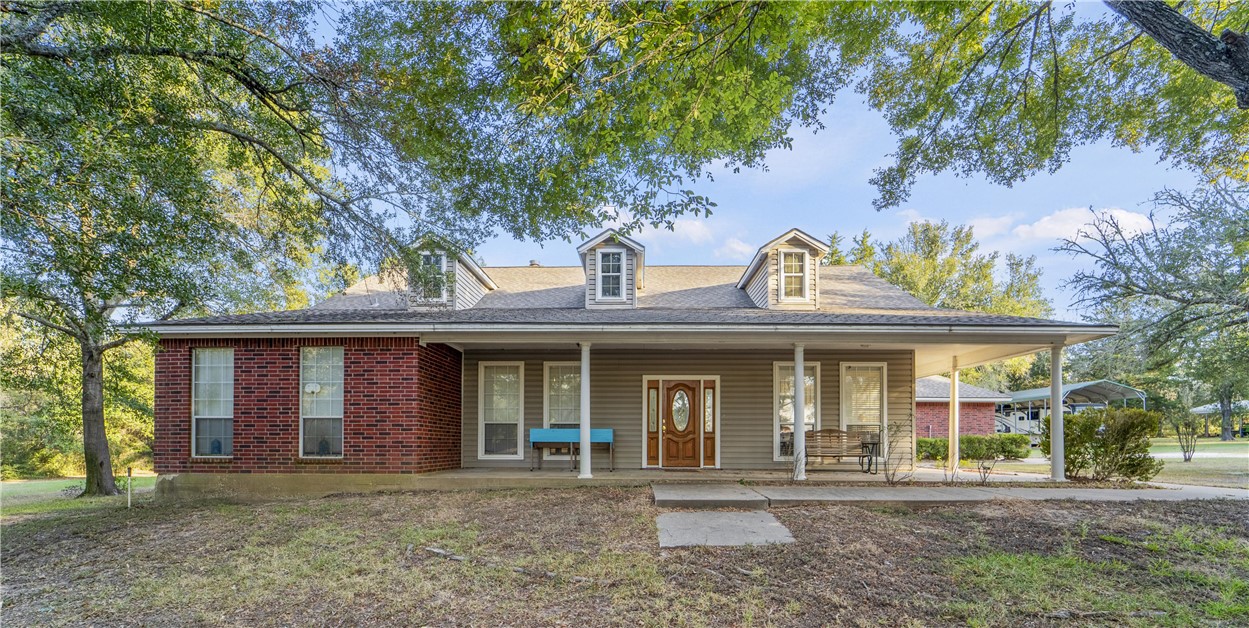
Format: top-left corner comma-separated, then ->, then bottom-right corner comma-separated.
408,249 -> 497,311
577,229 -> 646,309
735,229 -> 828,310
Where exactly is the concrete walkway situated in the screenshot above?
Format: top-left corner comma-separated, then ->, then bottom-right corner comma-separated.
652,482 -> 1249,509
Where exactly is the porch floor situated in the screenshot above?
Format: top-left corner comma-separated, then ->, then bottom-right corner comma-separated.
409,465 -> 1055,490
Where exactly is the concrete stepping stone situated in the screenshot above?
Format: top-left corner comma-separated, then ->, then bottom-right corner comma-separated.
657,511 -> 795,548
651,483 -> 768,510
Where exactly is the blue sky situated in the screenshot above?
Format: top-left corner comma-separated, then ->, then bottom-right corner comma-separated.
475,94 -> 1200,321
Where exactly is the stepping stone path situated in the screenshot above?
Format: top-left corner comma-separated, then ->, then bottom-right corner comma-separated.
656,511 -> 795,548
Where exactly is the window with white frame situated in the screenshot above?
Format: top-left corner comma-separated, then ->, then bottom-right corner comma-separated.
781,251 -> 807,300
412,251 -> 447,302
598,250 -> 623,299
774,362 -> 819,460
301,347 -> 344,457
543,362 -> 580,458
192,348 -> 234,457
841,363 -> 886,430
480,362 -> 523,458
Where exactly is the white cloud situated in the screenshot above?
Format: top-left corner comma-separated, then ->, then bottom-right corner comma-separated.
714,237 -> 756,261
1011,207 -> 1152,242
967,214 -> 1018,238
639,218 -> 715,246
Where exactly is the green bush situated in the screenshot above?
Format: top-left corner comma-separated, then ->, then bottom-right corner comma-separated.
996,434 -> 1032,460
916,437 -> 948,461
1041,408 -> 1164,481
915,434 -> 1029,462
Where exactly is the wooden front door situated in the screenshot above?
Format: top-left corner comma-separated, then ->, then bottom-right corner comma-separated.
662,380 -> 700,467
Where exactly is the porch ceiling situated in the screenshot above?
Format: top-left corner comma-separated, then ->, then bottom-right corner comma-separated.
426,328 -> 1112,377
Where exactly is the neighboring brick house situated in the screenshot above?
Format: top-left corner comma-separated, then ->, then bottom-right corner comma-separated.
145,227 -> 1114,496
914,376 -> 1011,438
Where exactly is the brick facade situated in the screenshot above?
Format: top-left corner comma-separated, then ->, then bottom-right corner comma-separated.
154,337 -> 462,474
914,401 -> 997,438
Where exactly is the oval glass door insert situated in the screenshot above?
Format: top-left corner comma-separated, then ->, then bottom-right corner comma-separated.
672,391 -> 690,431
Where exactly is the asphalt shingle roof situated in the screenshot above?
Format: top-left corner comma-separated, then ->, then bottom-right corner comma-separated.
152,264 -> 1097,329
916,376 -> 1011,401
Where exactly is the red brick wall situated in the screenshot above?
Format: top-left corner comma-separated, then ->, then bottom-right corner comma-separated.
154,337 -> 462,474
915,401 -> 997,438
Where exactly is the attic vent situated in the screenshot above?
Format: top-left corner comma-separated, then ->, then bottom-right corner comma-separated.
529,260 -> 541,267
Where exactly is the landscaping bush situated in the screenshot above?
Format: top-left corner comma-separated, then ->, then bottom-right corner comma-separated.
915,434 -> 1028,462
1041,408 -> 1164,481
916,437 -> 948,461
996,434 -> 1032,460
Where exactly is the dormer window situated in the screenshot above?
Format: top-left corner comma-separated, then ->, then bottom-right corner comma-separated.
412,251 -> 447,303
736,228 -> 828,310
598,250 -> 624,300
781,251 -> 807,300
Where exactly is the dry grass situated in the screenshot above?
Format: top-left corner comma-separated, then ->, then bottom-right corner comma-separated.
3,488 -> 1248,626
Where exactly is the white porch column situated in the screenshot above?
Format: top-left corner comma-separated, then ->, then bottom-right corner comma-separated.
579,342 -> 592,479
793,343 -> 807,481
1050,346 -> 1065,481
948,358 -> 960,472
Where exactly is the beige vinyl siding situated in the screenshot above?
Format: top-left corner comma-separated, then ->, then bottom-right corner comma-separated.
461,348 -> 914,470
772,247 -> 819,310
585,247 -> 636,308
745,251 -> 772,308
454,260 -> 488,309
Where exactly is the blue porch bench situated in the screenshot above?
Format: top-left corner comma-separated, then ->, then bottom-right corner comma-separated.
529,428 -> 614,472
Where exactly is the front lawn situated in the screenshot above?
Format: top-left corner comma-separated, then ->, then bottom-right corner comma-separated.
990,438 -> 1248,488
3,488 -> 1247,626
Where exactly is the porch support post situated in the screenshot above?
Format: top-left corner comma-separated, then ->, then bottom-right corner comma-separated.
1050,346 -> 1065,481
948,358 -> 960,472
579,342 -> 592,479
793,343 -> 807,481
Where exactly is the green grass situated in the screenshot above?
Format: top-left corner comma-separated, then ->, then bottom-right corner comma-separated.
947,523 -> 1249,625
1,476 -> 158,515
1149,437 -> 1249,455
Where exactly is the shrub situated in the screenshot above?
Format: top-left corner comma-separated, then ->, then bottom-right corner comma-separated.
915,435 -> 1028,462
996,434 -> 1032,460
916,437 -> 948,461
1041,408 -> 1164,481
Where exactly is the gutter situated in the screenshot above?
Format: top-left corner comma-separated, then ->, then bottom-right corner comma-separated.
141,321 -> 1119,337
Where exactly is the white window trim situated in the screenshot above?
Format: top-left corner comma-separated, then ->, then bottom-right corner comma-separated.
596,247 -> 626,301
772,361 -> 821,461
415,250 -> 448,303
778,248 -> 809,302
299,346 -> 345,459
478,361 -> 525,460
840,361 -> 889,459
542,361 -> 580,460
191,347 -> 234,458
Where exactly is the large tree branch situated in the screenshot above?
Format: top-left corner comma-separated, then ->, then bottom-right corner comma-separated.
15,310 -> 84,340
1106,0 -> 1249,108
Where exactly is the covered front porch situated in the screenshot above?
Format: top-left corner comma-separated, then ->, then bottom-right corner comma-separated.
427,324 -> 1109,482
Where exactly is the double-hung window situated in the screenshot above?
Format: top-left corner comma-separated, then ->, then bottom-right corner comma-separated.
543,362 -> 580,458
480,362 -> 524,458
192,348 -> 234,457
301,347 -> 344,457
413,251 -> 447,303
598,250 -> 623,299
781,251 -> 807,300
774,362 -> 819,460
841,363 -> 886,431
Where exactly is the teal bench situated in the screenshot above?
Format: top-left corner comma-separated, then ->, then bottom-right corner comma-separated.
529,428 -> 614,471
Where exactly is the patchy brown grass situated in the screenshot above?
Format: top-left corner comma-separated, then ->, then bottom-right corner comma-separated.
3,488 -> 1247,626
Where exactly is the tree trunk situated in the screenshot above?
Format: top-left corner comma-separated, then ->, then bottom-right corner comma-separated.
1106,0 -> 1249,109
1219,387 -> 1235,441
80,342 -> 119,496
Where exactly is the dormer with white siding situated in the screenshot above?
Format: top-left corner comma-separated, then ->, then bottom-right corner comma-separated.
408,250 -> 497,311
735,229 -> 828,310
577,229 -> 645,309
